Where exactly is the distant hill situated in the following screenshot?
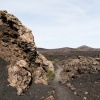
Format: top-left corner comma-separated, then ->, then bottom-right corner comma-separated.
37,45 -> 100,61
76,45 -> 94,50
38,45 -> 100,52
37,48 -> 49,51
37,47 -> 75,53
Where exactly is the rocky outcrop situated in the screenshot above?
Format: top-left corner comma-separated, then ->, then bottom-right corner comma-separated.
61,56 -> 100,83
0,10 -> 54,95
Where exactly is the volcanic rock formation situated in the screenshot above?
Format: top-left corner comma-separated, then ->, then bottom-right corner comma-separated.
0,10 -> 54,95
61,56 -> 100,83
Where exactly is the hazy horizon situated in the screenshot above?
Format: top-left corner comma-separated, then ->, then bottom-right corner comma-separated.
38,45 -> 100,49
0,0 -> 100,49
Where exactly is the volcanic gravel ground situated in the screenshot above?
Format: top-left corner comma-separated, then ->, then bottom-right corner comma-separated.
68,73 -> 100,100
1,57 -> 99,100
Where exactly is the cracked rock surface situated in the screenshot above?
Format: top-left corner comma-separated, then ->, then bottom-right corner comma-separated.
0,10 -> 54,95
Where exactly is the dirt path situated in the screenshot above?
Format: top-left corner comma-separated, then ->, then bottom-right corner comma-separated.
52,64 -> 79,100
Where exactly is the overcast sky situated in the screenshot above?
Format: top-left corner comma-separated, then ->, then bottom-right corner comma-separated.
0,0 -> 100,48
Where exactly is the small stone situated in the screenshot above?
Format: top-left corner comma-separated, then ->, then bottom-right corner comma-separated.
45,96 -> 54,100
83,97 -> 87,100
94,82 -> 98,84
66,83 -> 71,87
52,90 -> 55,94
84,92 -> 88,95
71,87 -> 76,91
74,91 -> 77,95
41,96 -> 45,100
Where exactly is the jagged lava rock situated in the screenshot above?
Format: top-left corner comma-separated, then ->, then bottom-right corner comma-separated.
0,10 -> 54,95
61,56 -> 100,83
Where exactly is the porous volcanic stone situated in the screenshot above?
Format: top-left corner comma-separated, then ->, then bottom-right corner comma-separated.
0,10 -> 54,95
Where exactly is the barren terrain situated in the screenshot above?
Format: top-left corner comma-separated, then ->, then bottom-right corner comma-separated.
0,47 -> 100,100
0,10 -> 100,100
38,47 -> 100,100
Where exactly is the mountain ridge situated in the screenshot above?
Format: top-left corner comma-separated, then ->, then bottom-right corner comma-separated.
38,45 -> 100,51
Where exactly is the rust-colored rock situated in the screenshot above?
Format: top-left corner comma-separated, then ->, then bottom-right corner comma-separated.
0,10 -> 54,95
